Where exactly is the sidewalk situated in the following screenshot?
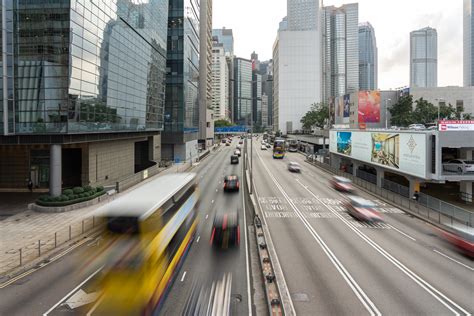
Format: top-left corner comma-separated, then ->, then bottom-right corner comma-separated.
0,158 -> 197,277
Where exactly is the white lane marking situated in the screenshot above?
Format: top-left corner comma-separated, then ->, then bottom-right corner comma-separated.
181,271 -> 187,282
433,249 -> 474,271
206,214 -> 209,219
212,200 -> 214,204
43,267 -> 103,315
242,164 -> 253,316
196,236 -> 200,243
216,189 -> 219,192
387,224 -> 417,242
1,236 -> 94,289
256,151 -> 380,316
296,178 -> 471,316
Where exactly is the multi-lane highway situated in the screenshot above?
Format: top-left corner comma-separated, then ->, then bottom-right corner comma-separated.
0,139 -> 255,315
251,137 -> 473,315
0,135 -> 472,316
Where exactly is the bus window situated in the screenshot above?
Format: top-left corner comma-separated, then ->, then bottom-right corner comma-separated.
107,217 -> 140,235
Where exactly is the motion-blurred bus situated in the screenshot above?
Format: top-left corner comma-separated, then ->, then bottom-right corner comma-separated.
273,139 -> 286,159
288,139 -> 298,152
93,173 -> 199,315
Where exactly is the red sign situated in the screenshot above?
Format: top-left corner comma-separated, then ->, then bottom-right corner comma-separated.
438,120 -> 474,131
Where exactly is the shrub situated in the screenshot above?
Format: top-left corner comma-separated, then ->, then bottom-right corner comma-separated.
84,185 -> 92,192
38,195 -> 50,202
63,189 -> 73,196
89,187 -> 97,194
60,194 -> 69,202
96,186 -> 104,192
53,196 -> 62,202
73,187 -> 84,194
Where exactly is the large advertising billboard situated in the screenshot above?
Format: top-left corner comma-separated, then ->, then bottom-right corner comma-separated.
358,91 -> 380,123
330,130 -> 427,178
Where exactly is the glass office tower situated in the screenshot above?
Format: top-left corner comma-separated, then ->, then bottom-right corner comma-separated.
233,58 -> 252,126
0,0 -> 168,192
359,22 -> 378,90
410,27 -> 437,88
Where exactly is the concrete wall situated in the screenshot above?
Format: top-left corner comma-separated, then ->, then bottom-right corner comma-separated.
149,134 -> 161,161
87,139 -> 136,186
411,86 -> 474,116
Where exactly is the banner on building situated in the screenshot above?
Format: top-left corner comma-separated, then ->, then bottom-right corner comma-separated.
438,120 -> 474,131
358,90 -> 381,123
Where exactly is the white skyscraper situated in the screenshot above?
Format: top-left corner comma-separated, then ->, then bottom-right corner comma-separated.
273,2 -> 322,134
211,43 -> 229,120
410,27 -> 438,88
464,0 -> 473,86
321,3 -> 359,102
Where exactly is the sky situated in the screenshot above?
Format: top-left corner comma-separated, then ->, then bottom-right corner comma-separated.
212,0 -> 463,90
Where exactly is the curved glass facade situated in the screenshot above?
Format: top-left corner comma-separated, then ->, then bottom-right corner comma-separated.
1,0 -> 168,134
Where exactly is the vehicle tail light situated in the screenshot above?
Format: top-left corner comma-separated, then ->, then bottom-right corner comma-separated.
236,182 -> 240,188
210,227 -> 215,245
222,215 -> 228,231
224,182 -> 227,189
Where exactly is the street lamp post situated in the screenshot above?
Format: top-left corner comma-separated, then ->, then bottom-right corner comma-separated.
385,98 -> 391,129
435,98 -> 444,123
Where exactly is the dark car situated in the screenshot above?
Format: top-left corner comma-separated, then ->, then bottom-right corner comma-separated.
344,195 -> 383,222
238,140 -> 243,144
210,211 -> 240,248
223,175 -> 240,192
230,155 -> 239,164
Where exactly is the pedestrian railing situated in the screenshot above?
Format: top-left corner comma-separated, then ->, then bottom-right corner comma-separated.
305,158 -> 473,228
0,216 -> 105,276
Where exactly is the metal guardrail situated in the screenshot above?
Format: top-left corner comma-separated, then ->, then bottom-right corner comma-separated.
0,216 -> 105,276
305,156 -> 473,228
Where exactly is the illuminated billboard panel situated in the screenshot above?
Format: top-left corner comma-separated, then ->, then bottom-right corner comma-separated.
358,91 -> 380,123
330,130 -> 427,178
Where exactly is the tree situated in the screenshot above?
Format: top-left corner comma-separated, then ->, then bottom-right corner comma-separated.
214,119 -> 234,127
300,102 -> 329,130
388,94 -> 414,127
412,98 -> 437,124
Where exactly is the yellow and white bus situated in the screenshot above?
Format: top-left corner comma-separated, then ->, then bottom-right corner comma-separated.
92,173 -> 199,315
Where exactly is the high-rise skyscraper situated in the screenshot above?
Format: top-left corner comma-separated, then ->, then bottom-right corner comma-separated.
199,0 -> 214,149
212,28 -> 234,55
211,42 -> 229,120
233,58 -> 253,125
164,0 -> 201,161
273,1 -> 322,134
464,0 -> 473,86
359,22 -> 378,90
287,0 -> 318,30
321,3 -> 359,103
410,27 -> 438,88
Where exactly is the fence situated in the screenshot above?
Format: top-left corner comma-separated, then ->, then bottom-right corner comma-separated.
382,178 -> 410,198
305,156 -> 473,228
0,216 -> 104,276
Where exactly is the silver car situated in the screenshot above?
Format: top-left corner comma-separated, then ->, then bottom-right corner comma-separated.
443,159 -> 474,174
288,162 -> 301,172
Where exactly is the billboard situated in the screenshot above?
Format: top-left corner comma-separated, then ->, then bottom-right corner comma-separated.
215,125 -> 248,133
330,130 -> 427,178
439,120 -> 474,131
343,94 -> 350,118
358,91 -> 380,123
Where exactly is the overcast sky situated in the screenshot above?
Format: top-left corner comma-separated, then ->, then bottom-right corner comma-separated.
212,0 -> 463,90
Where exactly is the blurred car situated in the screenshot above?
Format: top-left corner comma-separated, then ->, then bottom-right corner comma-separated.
221,139 -> 227,144
265,143 -> 271,148
330,176 -> 354,192
434,225 -> 473,257
427,126 -> 438,130
288,162 -> 301,172
223,175 -> 240,192
442,159 -> 474,174
234,149 -> 241,157
210,211 -> 240,248
236,144 -> 241,149
239,140 -> 243,144
344,196 -> 383,222
260,145 -> 267,150
230,155 -> 239,164
225,142 -> 230,146
408,123 -> 426,130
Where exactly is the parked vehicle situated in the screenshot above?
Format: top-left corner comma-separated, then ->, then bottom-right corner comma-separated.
408,124 -> 426,130
443,159 -> 474,174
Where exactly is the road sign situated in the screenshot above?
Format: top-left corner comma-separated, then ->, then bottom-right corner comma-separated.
214,125 -> 248,133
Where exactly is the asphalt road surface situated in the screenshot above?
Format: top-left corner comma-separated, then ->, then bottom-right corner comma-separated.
251,138 -> 473,316
0,139 -> 254,316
